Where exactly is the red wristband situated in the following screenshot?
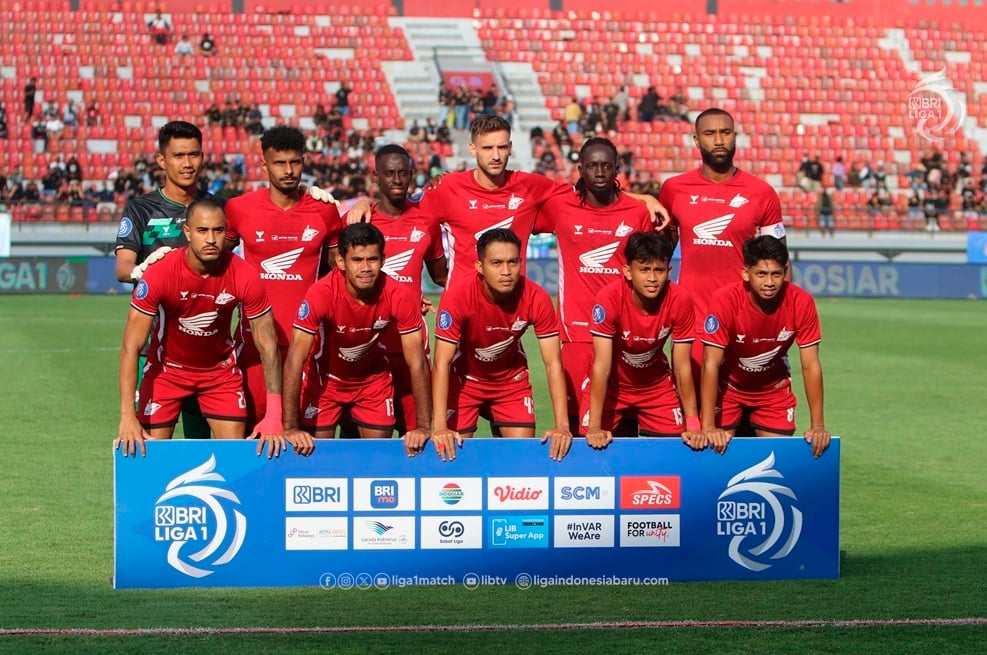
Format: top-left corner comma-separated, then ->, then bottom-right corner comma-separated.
265,393 -> 282,418
685,416 -> 702,431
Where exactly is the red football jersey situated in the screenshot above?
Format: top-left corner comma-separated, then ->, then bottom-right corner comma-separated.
658,167 -> 785,314
701,281 -> 822,390
293,269 -> 423,382
131,249 -> 271,369
419,169 -> 569,286
590,279 -> 695,388
225,189 -> 341,347
370,202 -> 444,354
534,191 -> 652,344
435,274 -> 559,383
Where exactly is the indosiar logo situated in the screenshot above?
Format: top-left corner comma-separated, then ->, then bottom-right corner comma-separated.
153,455 -> 247,578
716,452 -> 802,572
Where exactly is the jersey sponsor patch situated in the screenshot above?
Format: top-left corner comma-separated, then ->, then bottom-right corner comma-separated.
704,314 -> 720,334
135,279 -> 149,300
297,301 -> 310,321
438,310 -> 453,330
592,304 -> 606,324
118,217 -> 133,238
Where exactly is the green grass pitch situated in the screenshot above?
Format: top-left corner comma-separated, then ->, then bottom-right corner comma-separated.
0,294 -> 984,653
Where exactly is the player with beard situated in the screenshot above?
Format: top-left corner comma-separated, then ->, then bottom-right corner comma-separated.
115,199 -> 314,459
532,137 -> 652,430
114,120 -> 217,439
224,126 -> 341,429
658,108 -> 788,433
700,236 -> 829,457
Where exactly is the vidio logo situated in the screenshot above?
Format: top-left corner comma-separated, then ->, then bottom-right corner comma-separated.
716,452 -> 802,572
154,455 -> 247,578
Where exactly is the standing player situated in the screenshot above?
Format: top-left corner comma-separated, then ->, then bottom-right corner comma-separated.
347,115 -> 667,286
368,144 -> 448,433
583,232 -> 703,448
224,126 -> 342,428
700,236 -> 830,457
114,120 -> 215,438
532,137 -> 652,427
281,223 -> 431,455
115,199 -> 313,459
658,108 -> 788,361
431,228 -> 571,462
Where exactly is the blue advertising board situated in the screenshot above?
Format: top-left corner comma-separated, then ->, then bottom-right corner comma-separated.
968,231 -> 987,264
114,438 -> 840,589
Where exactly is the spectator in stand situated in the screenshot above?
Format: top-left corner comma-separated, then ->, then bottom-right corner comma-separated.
65,155 -> 83,182
613,86 -> 629,122
44,113 -> 64,144
806,155 -> 824,193
872,161 -> 889,191
199,32 -> 215,56
148,12 -> 171,46
312,103 -> 328,129
482,84 -> 500,116
564,96 -> 583,136
205,102 -> 221,126
305,129 -> 325,154
498,95 -> 516,125
670,87 -> 690,122
638,86 -> 659,123
817,187 -> 835,237
584,98 -> 605,135
437,80 -> 452,128
0,104 -> 7,139
220,100 -> 238,128
175,34 -> 195,56
23,77 -> 37,120
84,100 -> 99,127
603,96 -> 621,133
907,191 -> 925,227
44,101 -> 58,121
453,85 -> 471,130
334,81 -> 352,117
832,156 -> 847,191
62,100 -> 78,129
245,104 -> 264,136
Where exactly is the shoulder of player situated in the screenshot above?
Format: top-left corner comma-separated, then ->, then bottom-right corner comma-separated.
519,276 -> 554,303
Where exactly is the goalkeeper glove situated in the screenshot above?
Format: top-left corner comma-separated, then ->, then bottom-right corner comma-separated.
308,185 -> 340,207
130,246 -> 174,282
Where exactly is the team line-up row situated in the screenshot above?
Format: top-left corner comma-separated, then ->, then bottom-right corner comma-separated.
112,110 -> 830,462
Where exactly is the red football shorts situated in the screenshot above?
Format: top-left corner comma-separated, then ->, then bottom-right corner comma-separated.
579,374 -> 683,437
717,378 -> 797,435
447,371 -> 536,434
560,341 -> 593,418
137,358 -> 246,429
386,349 -> 430,432
300,369 -> 396,433
237,342 -> 290,427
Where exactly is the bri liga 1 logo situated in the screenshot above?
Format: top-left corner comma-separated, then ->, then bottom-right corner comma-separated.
153,455 -> 246,578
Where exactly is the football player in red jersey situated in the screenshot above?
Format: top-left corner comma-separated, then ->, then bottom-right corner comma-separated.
700,236 -> 830,457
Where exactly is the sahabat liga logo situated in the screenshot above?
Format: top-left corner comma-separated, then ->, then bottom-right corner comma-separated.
908,67 -> 966,144
716,452 -> 801,572
154,455 -> 247,578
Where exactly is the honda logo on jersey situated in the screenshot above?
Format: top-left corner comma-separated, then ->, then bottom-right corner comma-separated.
178,311 -> 219,337
474,217 -> 514,240
381,248 -> 415,283
260,248 -> 304,280
692,214 -> 735,247
578,242 -> 621,274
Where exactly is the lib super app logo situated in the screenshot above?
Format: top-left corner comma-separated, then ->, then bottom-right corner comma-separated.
717,452 -> 802,572
153,455 -> 246,578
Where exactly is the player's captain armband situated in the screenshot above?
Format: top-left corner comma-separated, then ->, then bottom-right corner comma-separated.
756,222 -> 787,239
130,246 -> 174,282
307,185 -> 340,207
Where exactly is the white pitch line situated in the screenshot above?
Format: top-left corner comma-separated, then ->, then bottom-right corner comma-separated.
0,346 -> 118,355
1,617 -> 985,636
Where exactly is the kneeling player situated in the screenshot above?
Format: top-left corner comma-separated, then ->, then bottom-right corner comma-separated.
431,228 -> 572,461
281,223 -> 431,455
700,235 -> 830,457
115,199 -> 311,459
582,231 -> 704,448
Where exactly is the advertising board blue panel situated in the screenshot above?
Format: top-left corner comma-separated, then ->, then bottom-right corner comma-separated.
114,438 -> 840,589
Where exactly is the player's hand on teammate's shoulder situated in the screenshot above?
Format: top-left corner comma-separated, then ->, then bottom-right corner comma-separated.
282,429 -> 316,457
643,196 -> 671,231
345,198 -> 372,225
803,427 -> 831,458
115,417 -> 150,458
431,428 -> 462,462
420,297 -> 435,315
704,428 -> 732,455
584,427 -> 613,450
402,428 -> 430,457
130,245 -> 174,281
306,185 -> 340,207
542,427 -> 573,461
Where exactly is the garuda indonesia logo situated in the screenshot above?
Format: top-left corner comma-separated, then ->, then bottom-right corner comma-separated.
716,452 -> 802,572
154,455 -> 246,578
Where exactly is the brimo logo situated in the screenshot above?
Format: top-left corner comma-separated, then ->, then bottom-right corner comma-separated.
154,455 -> 247,578
908,67 -> 966,144
716,452 -> 802,572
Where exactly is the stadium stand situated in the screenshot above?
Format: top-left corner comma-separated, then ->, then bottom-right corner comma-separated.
3,0 -> 987,234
